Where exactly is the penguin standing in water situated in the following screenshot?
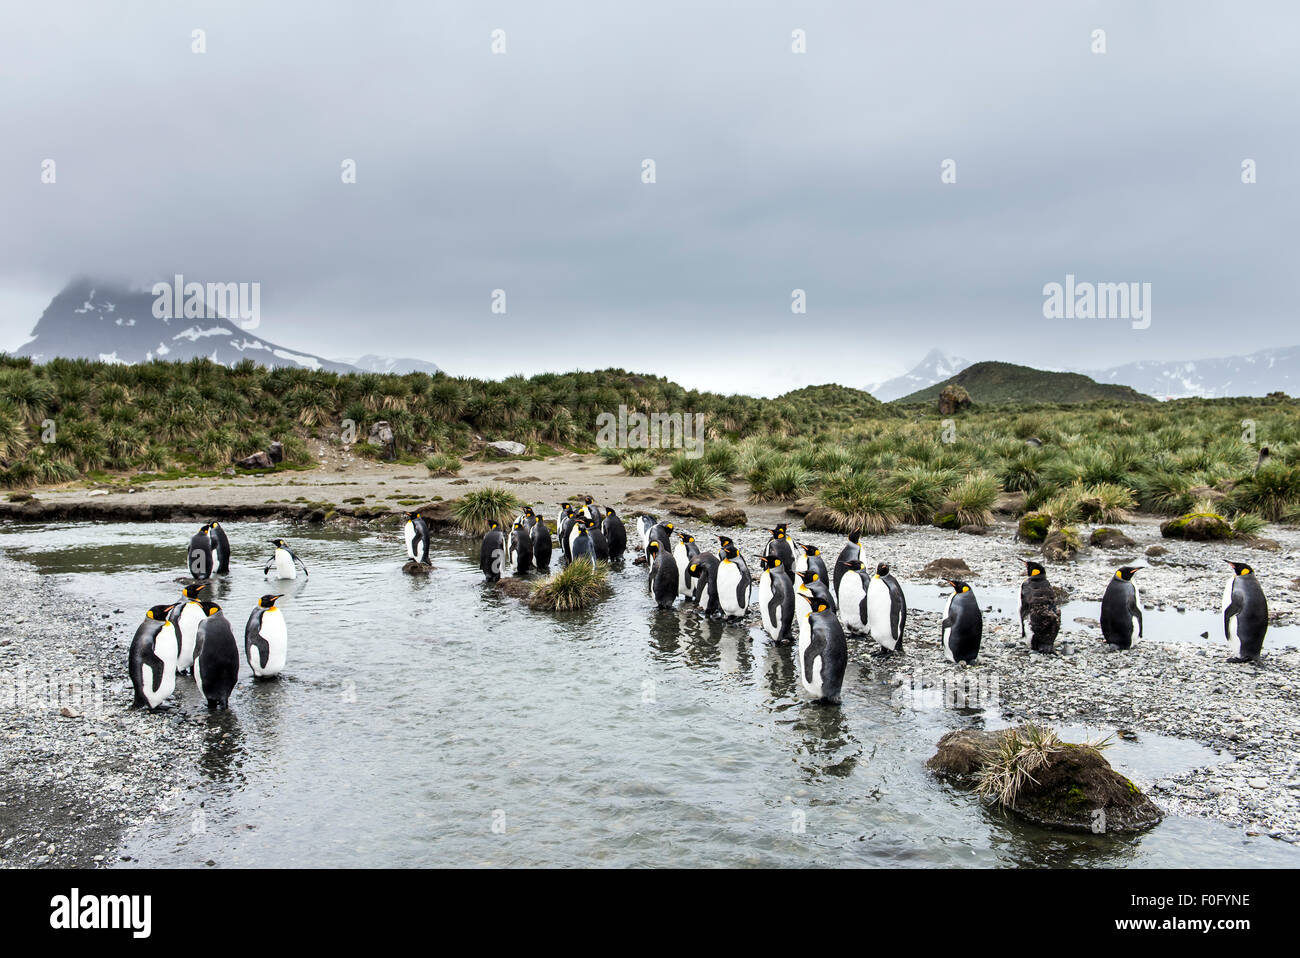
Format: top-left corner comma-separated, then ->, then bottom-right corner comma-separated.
480,520 -> 505,581
404,512 -> 431,565
583,518 -> 610,560
940,580 -> 982,664
264,538 -> 309,580
519,506 -> 539,535
1100,566 -> 1143,650
866,562 -> 907,656
507,520 -> 534,575
646,541 -> 678,609
1019,561 -> 1060,653
1223,561 -> 1268,662
194,602 -> 240,709
166,583 -> 208,674
129,604 -> 179,710
207,520 -> 231,574
832,530 -> 863,593
687,552 -> 722,616
581,495 -> 606,523
245,594 -> 288,679
188,525 -> 214,579
835,559 -> 871,634
764,524 -> 796,581
757,554 -> 794,643
794,584 -> 847,704
601,508 -> 627,559
558,505 -> 578,563
531,518 -> 553,569
570,523 -> 597,567
635,514 -> 658,554
673,531 -> 701,598
716,543 -> 752,618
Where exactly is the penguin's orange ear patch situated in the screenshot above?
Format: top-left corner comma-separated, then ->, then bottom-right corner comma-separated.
817,603 -> 828,613
1030,568 -> 1040,576
962,585 -> 970,592
773,558 -> 781,566
1115,570 -> 1122,577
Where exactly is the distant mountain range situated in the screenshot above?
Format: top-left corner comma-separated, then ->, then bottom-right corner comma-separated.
896,361 -> 1156,405
874,346 -> 1300,401
12,279 -> 441,377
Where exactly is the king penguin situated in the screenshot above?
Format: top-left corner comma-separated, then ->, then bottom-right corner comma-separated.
207,520 -> 231,574
687,552 -> 722,616
764,524 -> 796,581
794,587 -> 847,704
129,604 -> 179,710
1100,566 -> 1143,650
757,554 -> 794,644
673,531 -> 700,598
601,508 -> 627,559
508,520 -> 533,575
480,520 -> 505,581
404,511 -> 431,565
941,580 -> 982,664
866,562 -> 907,655
832,530 -> 863,593
717,536 -> 749,579
646,540 -> 678,609
194,602 -> 240,710
531,517 -> 553,569
264,538 -> 309,580
245,594 -> 288,679
188,525 -> 214,579
716,543 -> 752,618
835,559 -> 871,634
166,582 -> 208,674
635,514 -> 658,555
570,523 -> 597,567
794,543 -> 834,608
1019,560 -> 1060,653
1223,560 -> 1268,662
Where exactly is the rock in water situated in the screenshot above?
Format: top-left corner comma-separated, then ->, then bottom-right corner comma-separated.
927,727 -> 1163,834
401,560 -> 432,576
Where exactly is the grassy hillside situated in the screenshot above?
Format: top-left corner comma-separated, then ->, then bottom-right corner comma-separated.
896,361 -> 1155,405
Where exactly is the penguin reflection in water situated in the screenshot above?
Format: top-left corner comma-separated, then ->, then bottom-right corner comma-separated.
194,603 -> 240,710
794,571 -> 847,704
264,539 -> 309,580
246,594 -> 288,679
1223,561 -> 1268,663
1100,566 -> 1142,651
129,604 -> 179,710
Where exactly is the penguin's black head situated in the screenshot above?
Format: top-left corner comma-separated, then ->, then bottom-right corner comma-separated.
664,521 -> 674,531
1226,560 -> 1254,576
182,583 -> 207,599
259,594 -> 283,609
757,555 -> 780,570
800,543 -> 820,557
721,543 -> 739,560
1115,566 -> 1141,581
648,540 -> 660,556
947,579 -> 972,593
843,559 -> 864,570
487,521 -> 500,531
583,495 -> 594,505
199,523 -> 210,533
271,538 -> 286,547
797,569 -> 822,587
205,603 -> 222,616
717,535 -> 735,550
847,530 -> 861,544
146,603 -> 176,620
524,506 -> 535,517
576,524 -> 589,536
208,520 -> 220,528
1025,561 -> 1046,578
605,507 -> 616,517
875,562 -> 890,577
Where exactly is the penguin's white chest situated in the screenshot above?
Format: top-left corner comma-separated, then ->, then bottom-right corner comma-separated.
176,602 -> 204,670
251,609 -> 288,677
867,577 -> 897,648
274,548 -> 296,579
1223,576 -> 1240,655
837,574 -> 866,631
404,521 -> 417,560
717,561 -> 748,616
759,572 -> 777,634
145,625 -> 179,707
942,593 -> 956,662
673,544 -> 692,595
1131,582 -> 1142,637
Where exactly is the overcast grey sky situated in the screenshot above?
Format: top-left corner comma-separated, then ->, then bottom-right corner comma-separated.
2,1 -> 1297,395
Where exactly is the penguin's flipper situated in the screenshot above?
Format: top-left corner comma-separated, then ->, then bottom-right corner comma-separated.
145,650 -> 166,695
1223,596 -> 1242,641
290,549 -> 310,577
263,557 -> 274,576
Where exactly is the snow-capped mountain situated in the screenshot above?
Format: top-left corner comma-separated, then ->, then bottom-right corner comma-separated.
1083,347 -> 1300,399
14,279 -> 358,373
867,349 -> 972,401
339,354 -> 442,375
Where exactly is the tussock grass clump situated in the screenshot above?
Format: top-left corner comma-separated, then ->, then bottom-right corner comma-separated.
946,472 -> 999,527
749,461 -> 815,502
817,471 -> 903,534
975,723 -> 1065,807
619,451 -> 655,476
425,453 -> 462,476
889,466 -> 954,524
1228,463 -> 1300,522
1231,512 -> 1267,538
528,559 -> 609,611
1076,481 -> 1136,523
452,486 -> 522,535
666,455 -> 728,499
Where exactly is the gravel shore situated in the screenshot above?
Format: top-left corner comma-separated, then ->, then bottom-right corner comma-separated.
0,555 -> 205,868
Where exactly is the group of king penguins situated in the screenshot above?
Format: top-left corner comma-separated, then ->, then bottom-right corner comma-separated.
129,522 -> 309,713
472,500 -> 1274,706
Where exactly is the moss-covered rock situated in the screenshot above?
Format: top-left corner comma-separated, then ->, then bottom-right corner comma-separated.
1043,526 -> 1084,561
1090,527 -> 1135,549
1017,512 -> 1050,542
932,507 -> 961,530
927,727 -> 1163,834
1161,511 -> 1232,541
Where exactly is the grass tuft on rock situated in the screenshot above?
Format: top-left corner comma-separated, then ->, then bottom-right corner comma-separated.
528,559 -> 610,611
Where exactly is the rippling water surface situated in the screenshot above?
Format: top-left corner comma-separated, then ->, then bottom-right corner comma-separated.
2,521 -> 1295,868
